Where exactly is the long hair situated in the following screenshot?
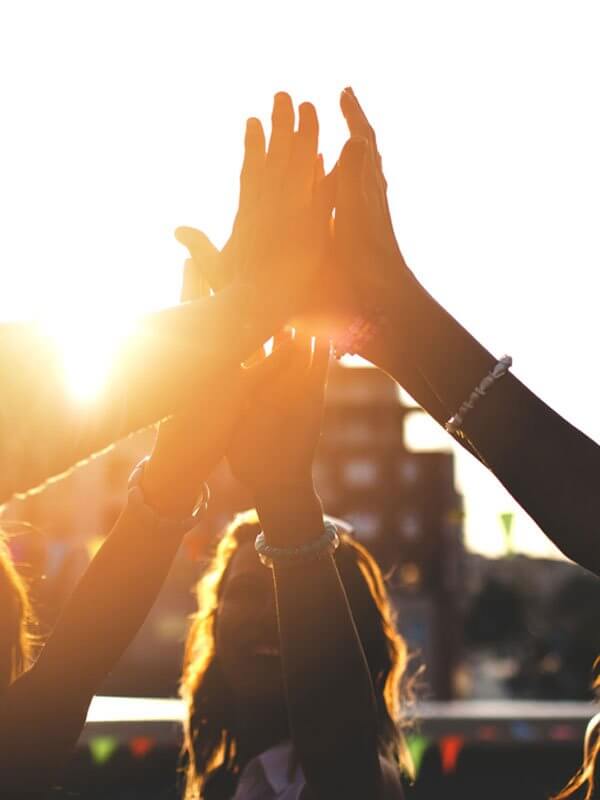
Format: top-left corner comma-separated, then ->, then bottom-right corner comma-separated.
0,534 -> 35,689
553,661 -> 600,800
180,510 -> 412,800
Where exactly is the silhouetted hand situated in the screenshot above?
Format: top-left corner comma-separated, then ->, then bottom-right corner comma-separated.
176,92 -> 335,325
227,333 -> 329,498
334,87 -> 412,315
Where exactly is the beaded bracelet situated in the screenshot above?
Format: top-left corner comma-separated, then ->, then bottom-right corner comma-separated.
255,520 -> 340,569
445,355 -> 513,435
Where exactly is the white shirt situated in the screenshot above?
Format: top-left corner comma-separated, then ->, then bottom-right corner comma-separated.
230,741 -> 404,800
232,741 -> 304,800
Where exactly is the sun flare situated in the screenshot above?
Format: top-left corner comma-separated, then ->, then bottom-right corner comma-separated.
41,312 -> 138,403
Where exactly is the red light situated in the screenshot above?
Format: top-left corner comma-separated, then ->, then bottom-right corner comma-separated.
441,735 -> 464,773
129,736 -> 155,758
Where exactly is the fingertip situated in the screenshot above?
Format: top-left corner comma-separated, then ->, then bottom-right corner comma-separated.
273,91 -> 293,114
299,100 -> 317,117
298,101 -> 319,142
246,116 -> 261,134
340,86 -> 355,108
174,225 -> 192,244
245,117 -> 265,147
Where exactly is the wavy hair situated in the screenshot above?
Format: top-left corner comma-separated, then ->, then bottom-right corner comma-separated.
0,534 -> 35,689
180,509 -> 413,800
553,660 -> 600,800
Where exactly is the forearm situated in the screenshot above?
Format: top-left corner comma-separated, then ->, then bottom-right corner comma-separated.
108,281 -> 282,433
369,269 -> 600,574
0,489 -> 188,794
34,495 -> 184,692
256,484 -> 382,798
0,282 -> 278,503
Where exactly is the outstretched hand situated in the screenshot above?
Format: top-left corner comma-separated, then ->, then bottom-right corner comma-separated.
334,87 -> 411,315
176,92 -> 335,325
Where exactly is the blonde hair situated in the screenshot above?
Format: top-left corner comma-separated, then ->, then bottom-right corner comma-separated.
553,661 -> 600,800
0,534 -> 35,688
180,510 -> 413,799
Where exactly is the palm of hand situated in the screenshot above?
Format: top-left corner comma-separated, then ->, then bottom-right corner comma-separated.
178,94 -> 334,326
332,88 -> 408,314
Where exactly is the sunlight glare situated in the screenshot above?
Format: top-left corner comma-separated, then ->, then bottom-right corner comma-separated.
42,312 -> 138,403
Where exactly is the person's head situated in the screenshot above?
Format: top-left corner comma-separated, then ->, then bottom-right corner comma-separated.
180,510 -> 412,799
0,535 -> 34,690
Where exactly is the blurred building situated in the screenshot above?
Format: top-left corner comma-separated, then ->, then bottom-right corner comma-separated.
315,363 -> 465,699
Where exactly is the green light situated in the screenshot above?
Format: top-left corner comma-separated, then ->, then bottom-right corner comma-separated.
500,512 -> 515,555
407,734 -> 431,777
89,735 -> 119,765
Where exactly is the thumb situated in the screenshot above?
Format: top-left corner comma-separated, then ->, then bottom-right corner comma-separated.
336,137 -> 368,223
181,258 -> 210,302
175,226 -> 221,288
338,137 -> 367,188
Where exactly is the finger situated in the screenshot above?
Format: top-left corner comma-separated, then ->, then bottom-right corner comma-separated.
313,154 -> 325,184
340,87 -> 386,203
340,87 -> 377,151
175,226 -> 219,260
336,138 -> 368,218
181,258 -> 210,302
175,227 -> 223,289
287,102 -> 319,199
263,92 -> 295,198
239,117 -> 266,218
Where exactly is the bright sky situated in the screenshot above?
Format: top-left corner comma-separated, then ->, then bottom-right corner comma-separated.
1,1 -> 599,558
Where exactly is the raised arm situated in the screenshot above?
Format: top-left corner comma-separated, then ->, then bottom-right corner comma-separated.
228,336 -> 393,799
334,87 -> 600,577
0,259 -> 291,796
0,95 -> 328,505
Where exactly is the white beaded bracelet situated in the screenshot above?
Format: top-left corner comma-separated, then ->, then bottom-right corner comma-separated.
255,521 -> 340,569
445,355 -> 513,435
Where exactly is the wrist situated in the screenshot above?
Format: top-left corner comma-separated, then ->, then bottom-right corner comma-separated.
141,456 -> 202,517
254,480 -> 324,548
357,266 -> 423,367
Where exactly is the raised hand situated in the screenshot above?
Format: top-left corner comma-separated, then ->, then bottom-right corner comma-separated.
335,87 -> 412,316
176,93 -> 335,325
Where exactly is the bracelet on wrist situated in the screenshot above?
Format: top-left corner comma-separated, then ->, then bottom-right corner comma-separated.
255,520 -> 340,569
445,355 -> 513,436
127,456 -> 210,535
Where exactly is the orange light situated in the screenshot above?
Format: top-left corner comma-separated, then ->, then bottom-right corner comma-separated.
441,735 -> 464,773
